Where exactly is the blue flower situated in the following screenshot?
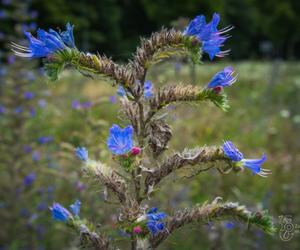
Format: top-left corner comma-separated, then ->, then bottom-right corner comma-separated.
223,141 -> 269,177
242,156 -> 268,175
146,207 -> 167,235
15,106 -> 23,114
38,136 -> 53,144
144,81 -> 153,99
183,13 -> 232,60
2,0 -> 12,5
225,222 -> 235,229
75,147 -> 88,161
0,104 -> 6,114
0,10 -> 7,19
72,100 -> 80,109
50,203 -> 72,222
29,10 -> 38,19
110,95 -> 117,104
81,101 -> 92,109
72,100 -> 92,109
107,124 -> 134,155
70,200 -> 81,216
7,55 -> 16,64
117,86 -> 126,97
23,172 -> 36,187
23,145 -> 33,153
60,23 -> 75,48
32,151 -> 41,162
12,23 -> 75,58
30,108 -> 36,117
37,202 -> 48,211
207,66 -> 237,89
38,99 -> 47,108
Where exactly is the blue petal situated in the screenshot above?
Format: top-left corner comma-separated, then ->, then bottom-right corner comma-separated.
156,222 -> 165,231
242,154 -> 267,174
147,221 -> 158,234
210,13 -> 220,33
117,86 -> 126,97
147,207 -> 158,214
75,147 -> 88,161
202,36 -> 227,60
223,141 -> 244,162
207,66 -> 235,88
144,80 -> 153,99
183,15 -> 206,36
107,124 -> 134,155
24,31 -> 49,58
37,29 -> 65,51
70,199 -> 81,216
60,23 -> 75,48
50,203 -> 71,222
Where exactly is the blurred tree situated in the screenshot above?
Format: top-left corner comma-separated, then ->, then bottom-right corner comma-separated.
24,0 -> 300,60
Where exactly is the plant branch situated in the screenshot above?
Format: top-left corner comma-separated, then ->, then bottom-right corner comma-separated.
144,146 -> 229,194
130,29 -> 187,80
150,199 -> 276,248
84,160 -> 129,204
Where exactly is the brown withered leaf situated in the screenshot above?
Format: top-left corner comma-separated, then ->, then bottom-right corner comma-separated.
148,119 -> 172,157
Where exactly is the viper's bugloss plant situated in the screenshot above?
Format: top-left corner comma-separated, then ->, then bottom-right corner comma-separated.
13,12 -> 276,250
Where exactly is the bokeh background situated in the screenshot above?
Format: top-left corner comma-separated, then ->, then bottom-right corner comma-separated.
0,0 -> 300,249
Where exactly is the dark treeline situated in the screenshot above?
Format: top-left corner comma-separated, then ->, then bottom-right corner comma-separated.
4,0 -> 300,60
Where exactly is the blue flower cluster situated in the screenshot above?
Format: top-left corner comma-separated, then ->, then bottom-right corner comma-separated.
207,66 -> 237,89
50,199 -> 81,222
223,141 -> 270,177
183,13 -> 232,60
146,207 -> 167,235
107,124 -> 134,155
12,23 -> 75,58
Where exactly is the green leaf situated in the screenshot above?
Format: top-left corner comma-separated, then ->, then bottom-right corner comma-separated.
249,210 -> 277,234
183,36 -> 202,64
43,49 -> 79,82
198,89 -> 230,111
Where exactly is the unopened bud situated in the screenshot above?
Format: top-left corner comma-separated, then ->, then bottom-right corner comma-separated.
213,86 -> 223,94
131,147 -> 141,156
133,225 -> 142,234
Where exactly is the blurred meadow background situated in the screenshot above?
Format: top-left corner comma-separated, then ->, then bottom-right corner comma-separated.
0,0 -> 300,249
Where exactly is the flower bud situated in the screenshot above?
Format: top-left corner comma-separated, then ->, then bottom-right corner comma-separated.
213,86 -> 223,94
131,147 -> 141,156
133,225 -> 142,234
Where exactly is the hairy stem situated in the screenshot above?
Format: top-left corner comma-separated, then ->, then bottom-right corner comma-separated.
150,200 -> 276,248
144,146 -> 229,194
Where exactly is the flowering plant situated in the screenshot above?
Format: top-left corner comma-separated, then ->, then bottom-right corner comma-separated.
13,13 -> 275,250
